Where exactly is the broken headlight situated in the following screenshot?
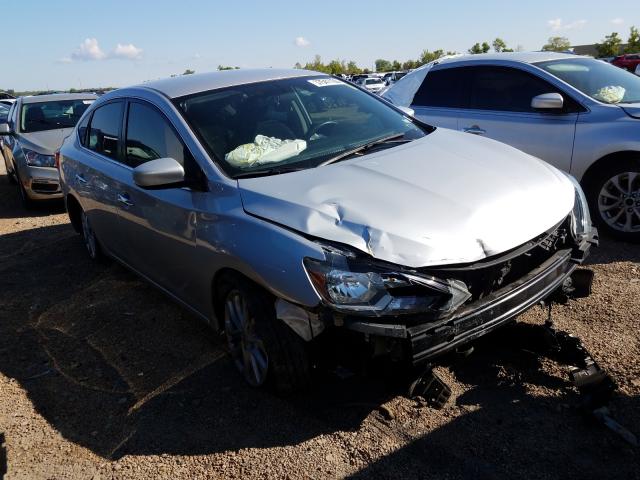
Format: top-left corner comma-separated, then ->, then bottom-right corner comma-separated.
304,245 -> 471,317
564,173 -> 593,241
24,149 -> 56,167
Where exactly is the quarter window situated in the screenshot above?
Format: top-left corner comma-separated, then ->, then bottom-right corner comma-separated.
88,102 -> 123,160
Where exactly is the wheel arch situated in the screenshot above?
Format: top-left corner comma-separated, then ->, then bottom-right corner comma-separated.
65,193 -> 83,233
579,150 -> 640,189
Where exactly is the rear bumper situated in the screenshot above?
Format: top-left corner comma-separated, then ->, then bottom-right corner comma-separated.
340,234 -> 594,366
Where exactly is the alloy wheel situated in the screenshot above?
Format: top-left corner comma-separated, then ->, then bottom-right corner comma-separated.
598,171 -> 640,233
224,290 -> 269,386
81,210 -> 98,259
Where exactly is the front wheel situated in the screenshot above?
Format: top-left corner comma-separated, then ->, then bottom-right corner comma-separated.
585,158 -> 640,242
217,274 -> 311,392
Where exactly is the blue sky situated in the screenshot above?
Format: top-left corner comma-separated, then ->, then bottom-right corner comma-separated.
5,0 -> 640,90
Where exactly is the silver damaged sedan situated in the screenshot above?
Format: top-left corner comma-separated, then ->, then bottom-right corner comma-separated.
58,69 -> 597,391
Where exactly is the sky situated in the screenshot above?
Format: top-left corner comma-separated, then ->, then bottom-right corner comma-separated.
4,0 -> 640,91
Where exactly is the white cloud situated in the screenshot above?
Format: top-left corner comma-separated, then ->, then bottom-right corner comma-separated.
547,18 -> 587,31
294,36 -> 310,47
110,43 -> 143,60
71,38 -> 106,61
63,38 -> 143,62
611,18 -> 625,25
193,53 -> 202,59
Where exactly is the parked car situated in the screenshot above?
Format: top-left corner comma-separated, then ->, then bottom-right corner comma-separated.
383,71 -> 408,86
635,63 -> 640,77
359,76 -> 386,94
383,52 -> 640,241
58,69 -> 595,391
612,53 -> 640,72
0,93 -> 96,206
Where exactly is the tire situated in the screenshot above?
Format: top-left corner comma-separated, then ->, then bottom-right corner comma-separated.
80,208 -> 103,261
217,273 -> 311,393
584,158 -> 640,243
15,172 -> 33,209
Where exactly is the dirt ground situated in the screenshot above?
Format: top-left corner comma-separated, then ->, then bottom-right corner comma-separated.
0,161 -> 638,480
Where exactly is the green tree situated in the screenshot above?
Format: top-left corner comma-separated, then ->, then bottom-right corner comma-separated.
303,54 -> 330,73
418,49 -> 445,65
328,59 -> 346,75
183,69 -> 196,75
596,32 -> 622,57
625,26 -> 640,53
294,62 -> 302,69
346,60 -> 362,74
392,60 -> 402,71
468,42 -> 490,54
541,36 -> 571,52
402,60 -> 418,70
375,59 -> 393,72
492,38 -> 513,53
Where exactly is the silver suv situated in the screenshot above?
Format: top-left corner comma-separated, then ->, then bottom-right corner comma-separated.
0,93 -> 96,206
58,69 -> 595,390
383,52 -> 640,242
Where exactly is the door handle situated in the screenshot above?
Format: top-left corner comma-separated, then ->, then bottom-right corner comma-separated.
463,125 -> 486,135
75,174 -> 87,184
117,193 -> 134,207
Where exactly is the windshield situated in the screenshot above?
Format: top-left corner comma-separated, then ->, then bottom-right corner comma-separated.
0,104 -> 8,122
177,75 -> 428,178
535,58 -> 640,104
365,78 -> 383,85
20,99 -> 94,133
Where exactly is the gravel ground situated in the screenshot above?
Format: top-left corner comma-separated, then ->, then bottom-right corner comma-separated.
0,162 -> 638,479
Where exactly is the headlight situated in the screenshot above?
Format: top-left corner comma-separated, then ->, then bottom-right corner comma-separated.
24,149 -> 55,167
304,245 -> 471,317
563,173 -> 593,240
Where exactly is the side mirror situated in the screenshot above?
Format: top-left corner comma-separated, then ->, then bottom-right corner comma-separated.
0,123 -> 11,135
531,93 -> 564,110
133,157 -> 185,188
397,106 -> 415,117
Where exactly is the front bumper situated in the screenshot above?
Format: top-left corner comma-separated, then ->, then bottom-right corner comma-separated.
20,165 -> 62,200
339,233 -> 595,366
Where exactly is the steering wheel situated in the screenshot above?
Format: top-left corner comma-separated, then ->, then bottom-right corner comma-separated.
307,121 -> 338,139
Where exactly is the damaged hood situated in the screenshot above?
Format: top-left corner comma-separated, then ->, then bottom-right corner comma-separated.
238,128 -> 575,267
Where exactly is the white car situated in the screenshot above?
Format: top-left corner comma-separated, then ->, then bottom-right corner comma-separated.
360,77 -> 386,94
635,63 -> 640,76
383,52 -> 640,241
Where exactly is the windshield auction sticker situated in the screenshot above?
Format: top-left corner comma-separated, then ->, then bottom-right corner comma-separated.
307,78 -> 344,87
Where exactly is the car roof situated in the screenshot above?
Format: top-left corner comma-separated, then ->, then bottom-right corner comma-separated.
137,68 -> 322,99
433,51 -> 581,67
21,93 -> 98,104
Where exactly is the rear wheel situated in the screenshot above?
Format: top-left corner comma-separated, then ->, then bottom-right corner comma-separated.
217,273 -> 311,393
585,158 -> 640,243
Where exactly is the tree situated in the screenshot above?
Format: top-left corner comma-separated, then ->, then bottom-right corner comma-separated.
217,65 -> 238,71
328,59 -> 346,75
294,62 -> 302,69
492,38 -> 513,53
346,60 -> 362,74
418,49 -> 445,65
625,26 -> 640,53
303,55 -> 330,73
402,60 -> 418,70
183,69 -> 195,75
596,32 -> 622,57
375,59 -> 393,72
392,60 -> 402,71
541,36 -> 571,52
468,42 -> 490,54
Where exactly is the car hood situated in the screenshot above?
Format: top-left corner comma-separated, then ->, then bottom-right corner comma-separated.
18,128 -> 74,154
620,103 -> 640,119
238,128 -> 575,268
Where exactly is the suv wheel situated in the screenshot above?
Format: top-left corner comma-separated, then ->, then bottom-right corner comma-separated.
217,274 -> 311,392
80,209 -> 102,260
586,158 -> 640,242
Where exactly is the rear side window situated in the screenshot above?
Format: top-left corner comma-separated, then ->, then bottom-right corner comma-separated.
412,68 -> 468,108
468,66 -> 567,113
125,102 -> 190,169
77,114 -> 90,147
88,102 -> 123,160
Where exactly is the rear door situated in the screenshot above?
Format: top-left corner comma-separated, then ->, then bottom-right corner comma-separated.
409,67 -> 468,130
74,100 -> 129,257
457,65 -> 581,172
115,99 -> 205,306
